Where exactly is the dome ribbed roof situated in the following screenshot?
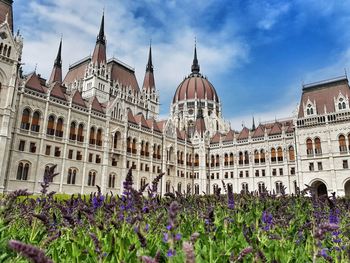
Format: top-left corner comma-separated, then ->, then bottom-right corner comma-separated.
172,74 -> 219,103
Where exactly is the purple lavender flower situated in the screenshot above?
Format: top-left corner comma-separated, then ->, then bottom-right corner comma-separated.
163,233 -> 169,243
167,249 -> 176,257
227,184 -> 235,210
175,233 -> 182,241
261,210 -> 273,231
8,240 -> 53,263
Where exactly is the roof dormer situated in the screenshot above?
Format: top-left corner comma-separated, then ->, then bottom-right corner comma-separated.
334,92 -> 349,112
303,98 -> 316,116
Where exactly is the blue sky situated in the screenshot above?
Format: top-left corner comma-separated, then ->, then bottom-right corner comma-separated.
13,0 -> 350,129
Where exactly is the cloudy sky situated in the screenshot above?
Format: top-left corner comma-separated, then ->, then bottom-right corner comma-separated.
13,0 -> 350,129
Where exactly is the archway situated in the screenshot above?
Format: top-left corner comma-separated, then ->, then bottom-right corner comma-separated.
311,180 -> 327,197
345,180 -> 350,197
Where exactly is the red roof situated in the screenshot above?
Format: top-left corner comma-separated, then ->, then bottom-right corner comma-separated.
156,120 -> 167,131
71,90 -> 87,108
134,113 -> 149,128
92,43 -> 106,64
298,77 -> 350,118
237,127 -> 249,140
127,110 -> 137,124
25,73 -> 47,93
223,129 -> 234,142
173,74 -> 219,103
142,71 -> 155,92
269,122 -> 282,135
91,96 -> 104,113
252,124 -> 265,138
50,82 -> 66,101
63,58 -> 90,85
195,118 -> 206,136
108,59 -> 140,93
211,132 -> 221,143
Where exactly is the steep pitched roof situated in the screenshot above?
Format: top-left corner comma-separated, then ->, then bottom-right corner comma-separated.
50,82 -> 66,101
127,110 -> 137,124
91,96 -> 104,113
108,59 -> 140,93
176,128 -> 186,140
63,57 -> 90,85
25,73 -> 47,93
195,118 -> 206,136
252,124 -> 265,138
285,123 -> 294,133
298,76 -> 350,118
269,122 -> 282,135
223,129 -> 234,142
71,90 -> 87,108
134,113 -> 149,128
156,120 -> 167,131
211,132 -> 221,143
237,127 -> 249,140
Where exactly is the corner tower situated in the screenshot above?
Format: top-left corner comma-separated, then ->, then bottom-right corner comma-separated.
82,12 -> 110,103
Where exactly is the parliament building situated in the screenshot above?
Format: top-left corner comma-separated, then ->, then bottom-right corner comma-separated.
1,0 -> 350,196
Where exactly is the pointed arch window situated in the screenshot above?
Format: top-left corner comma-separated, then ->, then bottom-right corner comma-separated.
258,182 -> 265,194
339,135 -> 347,152
229,153 -> 234,166
242,183 -> 249,194
113,132 -> 119,149
211,155 -> 215,167
47,115 -> 55,135
145,142 -> 149,157
306,138 -> 313,156
194,154 -> 199,167
271,148 -> 276,163
260,149 -> 266,163
67,168 -> 77,184
338,98 -> 346,110
7,46 -> 11,57
244,151 -> 249,165
288,146 -> 295,161
87,171 -> 96,186
17,161 -> 30,180
314,138 -> 322,155
157,145 -> 161,159
56,118 -> 63,137
195,184 -> 199,195
275,181 -> 283,195
224,153 -> 228,166
20,109 -> 31,130
89,127 -> 96,145
127,137 -> 132,153
69,122 -> 77,140
166,181 -> 171,193
177,182 -> 182,193
141,141 -> 145,156
31,111 -> 40,132
239,152 -> 243,165
277,147 -> 283,162
77,123 -> 84,142
108,173 -> 116,188
254,150 -> 259,164
132,138 -> 137,154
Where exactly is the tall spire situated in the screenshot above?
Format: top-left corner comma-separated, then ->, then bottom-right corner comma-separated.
252,116 -> 256,130
142,43 -> 155,92
146,42 -> 153,73
97,11 -> 105,45
191,39 -> 200,74
49,38 -> 63,84
92,11 -> 107,64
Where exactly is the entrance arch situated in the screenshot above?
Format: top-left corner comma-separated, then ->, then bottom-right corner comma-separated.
345,180 -> 350,197
311,180 -> 328,197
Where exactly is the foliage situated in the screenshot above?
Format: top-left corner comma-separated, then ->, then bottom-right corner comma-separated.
0,169 -> 350,262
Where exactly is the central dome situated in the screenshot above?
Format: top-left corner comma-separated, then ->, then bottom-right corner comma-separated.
172,73 -> 219,103
172,45 -> 219,104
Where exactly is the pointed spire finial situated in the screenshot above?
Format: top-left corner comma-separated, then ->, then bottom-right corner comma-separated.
97,11 -> 105,45
191,37 -> 200,74
54,37 -> 62,68
146,41 -> 153,72
252,116 -> 256,130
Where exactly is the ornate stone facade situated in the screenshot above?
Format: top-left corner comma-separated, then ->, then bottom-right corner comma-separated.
1,2 -> 350,196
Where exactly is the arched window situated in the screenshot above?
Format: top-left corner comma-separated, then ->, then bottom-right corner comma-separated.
229,153 -> 234,166
17,161 -> 30,180
215,154 -> 220,167
188,154 -> 192,166
141,141 -> 145,156
67,168 -> 77,184
244,151 -> 249,165
213,184 -> 219,194
69,122 -> 77,140
89,127 -> 96,145
20,108 -> 31,130
7,46 -> 11,57
127,137 -> 131,153
242,183 -> 249,194
211,155 -> 215,167
47,115 -> 55,135
113,132 -> 119,149
339,135 -> 346,152
275,181 -> 283,195
288,146 -> 295,161
306,138 -> 313,155
77,124 -> 84,142
145,142 -> 149,157
108,174 -> 116,188
140,177 -> 147,189
195,184 -> 199,194
180,152 -> 184,165
239,152 -> 243,165
271,148 -> 276,162
224,153 -> 228,166
277,147 -> 283,162
31,111 -> 40,132
56,118 -> 63,137
258,182 -> 265,194
3,45 -> 7,56
157,145 -> 161,159
177,182 -> 182,193
0,43 -> 3,54
166,181 -> 171,193
87,171 -> 96,186
314,138 -> 322,155
260,149 -> 265,163
96,129 -> 102,146
132,138 -> 137,154
194,154 -> 199,167
254,150 -> 259,164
